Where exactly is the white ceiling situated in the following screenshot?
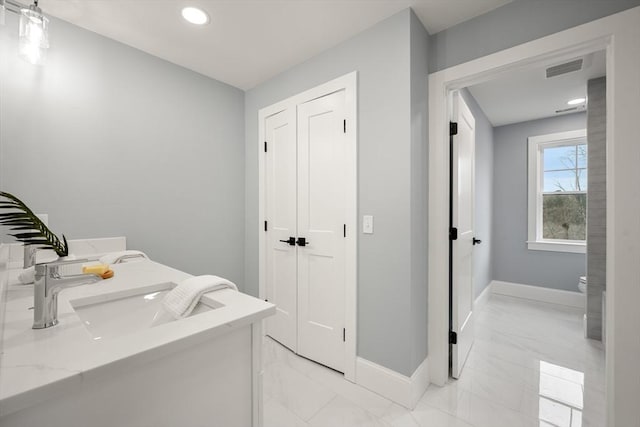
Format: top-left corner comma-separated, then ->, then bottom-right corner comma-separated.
39,0 -> 511,90
468,50 -> 607,127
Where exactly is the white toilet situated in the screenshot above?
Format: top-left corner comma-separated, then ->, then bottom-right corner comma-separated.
579,276 -> 587,337
578,275 -> 587,294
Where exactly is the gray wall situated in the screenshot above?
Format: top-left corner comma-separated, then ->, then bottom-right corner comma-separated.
430,0 -> 640,72
493,113 -> 586,291
245,9 -> 428,376
586,77 -> 606,340
460,90 -> 494,299
0,14 -> 246,286
409,11 -> 430,373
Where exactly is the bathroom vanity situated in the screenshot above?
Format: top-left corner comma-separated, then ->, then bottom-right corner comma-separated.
0,246 -> 274,427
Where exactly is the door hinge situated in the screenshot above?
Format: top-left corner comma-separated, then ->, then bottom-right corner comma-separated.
449,330 -> 457,344
449,227 -> 458,240
264,221 -> 268,231
449,122 -> 458,136
343,224 -> 346,238
343,119 -> 347,133
264,141 -> 267,152
343,328 -> 346,342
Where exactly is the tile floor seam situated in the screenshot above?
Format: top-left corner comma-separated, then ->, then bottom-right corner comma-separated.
337,390 -> 394,417
409,405 -> 477,427
421,396 -> 544,427
305,394 -> 339,423
311,394 -> 396,427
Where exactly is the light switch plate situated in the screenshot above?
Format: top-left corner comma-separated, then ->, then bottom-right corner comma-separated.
363,215 -> 374,234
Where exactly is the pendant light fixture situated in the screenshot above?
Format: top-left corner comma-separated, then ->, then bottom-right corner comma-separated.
19,0 -> 49,64
1,0 -> 50,65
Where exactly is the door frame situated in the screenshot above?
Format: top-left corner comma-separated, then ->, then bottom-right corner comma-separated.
258,71 -> 358,382
428,7 -> 640,425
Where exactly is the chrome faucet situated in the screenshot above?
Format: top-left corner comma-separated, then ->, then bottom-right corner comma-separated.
33,259 -> 103,329
23,245 -> 37,269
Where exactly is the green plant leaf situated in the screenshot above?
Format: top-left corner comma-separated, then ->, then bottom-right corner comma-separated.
10,226 -> 38,231
11,232 -> 45,239
0,213 -> 29,219
1,219 -> 33,225
0,191 -> 69,257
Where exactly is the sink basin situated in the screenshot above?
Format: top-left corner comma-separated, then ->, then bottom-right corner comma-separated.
70,282 -> 222,340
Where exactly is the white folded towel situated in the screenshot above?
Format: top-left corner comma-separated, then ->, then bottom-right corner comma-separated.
161,275 -> 238,319
99,250 -> 149,265
18,266 -> 35,284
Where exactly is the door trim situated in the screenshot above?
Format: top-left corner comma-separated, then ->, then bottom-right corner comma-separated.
428,8 -> 640,425
258,71 -> 358,382
429,35 -> 610,385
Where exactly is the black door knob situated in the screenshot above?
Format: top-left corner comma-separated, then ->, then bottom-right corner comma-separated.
472,238 -> 482,245
296,237 -> 309,247
279,237 -> 296,246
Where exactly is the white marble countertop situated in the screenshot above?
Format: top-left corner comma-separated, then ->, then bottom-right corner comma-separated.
0,259 -> 274,417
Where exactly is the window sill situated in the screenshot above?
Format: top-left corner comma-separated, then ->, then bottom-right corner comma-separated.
527,240 -> 586,254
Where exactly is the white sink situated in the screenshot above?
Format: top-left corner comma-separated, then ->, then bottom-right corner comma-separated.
70,282 -> 222,340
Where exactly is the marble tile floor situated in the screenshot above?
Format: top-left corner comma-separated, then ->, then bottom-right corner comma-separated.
262,294 -> 605,427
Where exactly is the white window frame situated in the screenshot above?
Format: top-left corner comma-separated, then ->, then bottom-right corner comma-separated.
527,129 -> 587,254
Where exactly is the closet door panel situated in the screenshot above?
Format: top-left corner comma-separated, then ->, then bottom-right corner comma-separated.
264,108 -> 298,352
296,90 -> 346,372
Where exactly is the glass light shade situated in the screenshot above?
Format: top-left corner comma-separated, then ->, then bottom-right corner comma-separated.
19,7 -> 49,65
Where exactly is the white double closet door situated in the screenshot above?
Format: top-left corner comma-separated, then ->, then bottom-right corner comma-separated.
264,90 -> 347,373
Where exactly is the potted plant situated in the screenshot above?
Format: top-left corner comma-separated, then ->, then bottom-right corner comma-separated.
0,191 -> 69,258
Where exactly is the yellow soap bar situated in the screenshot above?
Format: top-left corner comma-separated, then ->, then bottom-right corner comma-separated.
82,264 -> 110,275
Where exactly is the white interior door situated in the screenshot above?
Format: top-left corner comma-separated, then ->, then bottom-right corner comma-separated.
264,108 -> 298,352
296,90 -> 347,372
451,92 -> 476,379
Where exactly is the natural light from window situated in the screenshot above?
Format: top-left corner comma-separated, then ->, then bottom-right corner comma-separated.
538,361 -> 585,427
541,142 -> 587,240
527,129 -> 588,253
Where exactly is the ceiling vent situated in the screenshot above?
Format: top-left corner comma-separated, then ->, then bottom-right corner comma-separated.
546,59 -> 583,78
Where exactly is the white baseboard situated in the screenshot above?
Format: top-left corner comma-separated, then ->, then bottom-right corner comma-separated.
355,356 -> 429,409
491,280 -> 584,308
410,356 -> 430,408
474,282 -> 493,311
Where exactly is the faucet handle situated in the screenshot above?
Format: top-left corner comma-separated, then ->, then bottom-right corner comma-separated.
23,245 -> 38,269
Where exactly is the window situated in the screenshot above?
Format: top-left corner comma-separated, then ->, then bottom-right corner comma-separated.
528,129 -> 587,253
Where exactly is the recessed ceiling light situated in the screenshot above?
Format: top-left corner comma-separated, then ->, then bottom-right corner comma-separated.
181,7 -> 209,25
567,97 -> 586,105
